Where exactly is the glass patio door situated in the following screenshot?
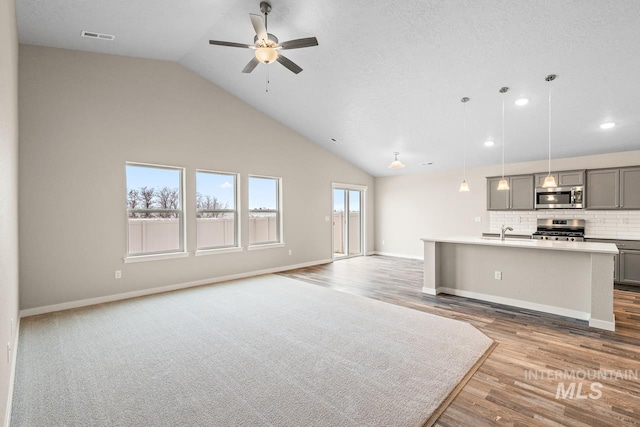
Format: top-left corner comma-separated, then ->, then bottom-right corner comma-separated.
332,187 -> 363,259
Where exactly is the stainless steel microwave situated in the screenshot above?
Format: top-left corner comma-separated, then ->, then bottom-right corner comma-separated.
535,186 -> 584,209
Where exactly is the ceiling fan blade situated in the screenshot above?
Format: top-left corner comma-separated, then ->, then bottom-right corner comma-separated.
242,57 -> 260,73
209,40 -> 252,49
250,13 -> 268,42
280,37 -> 319,50
276,54 -> 303,74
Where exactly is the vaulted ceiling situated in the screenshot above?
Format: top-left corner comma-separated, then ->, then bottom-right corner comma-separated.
16,0 -> 640,176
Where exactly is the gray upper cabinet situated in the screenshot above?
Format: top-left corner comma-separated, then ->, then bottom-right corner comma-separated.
487,177 -> 509,210
620,167 -> 640,209
534,170 -> 584,187
534,173 -> 558,188
510,175 -> 534,210
558,170 -> 585,186
586,167 -> 640,209
487,175 -> 534,210
586,169 -> 620,209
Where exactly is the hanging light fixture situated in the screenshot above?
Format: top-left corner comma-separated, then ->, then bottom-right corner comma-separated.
388,152 -> 405,169
542,74 -> 558,188
459,97 -> 471,192
497,87 -> 510,191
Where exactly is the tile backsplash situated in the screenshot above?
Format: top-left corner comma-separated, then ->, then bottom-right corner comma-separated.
489,210 -> 640,240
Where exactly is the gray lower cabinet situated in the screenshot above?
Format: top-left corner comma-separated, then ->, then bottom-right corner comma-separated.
586,169 -> 620,209
585,239 -> 640,286
487,175 -> 534,210
620,250 -> 640,285
534,170 -> 585,187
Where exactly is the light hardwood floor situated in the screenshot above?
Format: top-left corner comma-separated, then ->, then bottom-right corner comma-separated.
279,255 -> 640,426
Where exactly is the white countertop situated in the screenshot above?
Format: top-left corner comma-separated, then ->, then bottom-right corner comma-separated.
421,236 -> 619,255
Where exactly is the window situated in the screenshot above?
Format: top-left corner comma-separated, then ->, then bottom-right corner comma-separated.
248,176 -> 282,245
126,163 -> 184,256
196,170 -> 239,250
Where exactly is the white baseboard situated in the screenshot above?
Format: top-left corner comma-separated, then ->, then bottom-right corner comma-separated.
19,259 -> 333,318
373,251 -> 424,260
4,317 -> 20,427
588,318 -> 615,331
424,286 -> 591,322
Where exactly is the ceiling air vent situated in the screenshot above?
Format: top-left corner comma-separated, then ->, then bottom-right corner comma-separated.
81,31 -> 115,41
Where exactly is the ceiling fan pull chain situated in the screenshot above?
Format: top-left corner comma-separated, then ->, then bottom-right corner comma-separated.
265,66 -> 270,93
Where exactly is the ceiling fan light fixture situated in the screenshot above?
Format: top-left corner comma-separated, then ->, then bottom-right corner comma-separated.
255,47 -> 278,64
388,152 -> 405,169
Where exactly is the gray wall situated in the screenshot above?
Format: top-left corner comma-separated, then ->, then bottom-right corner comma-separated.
376,150 -> 640,258
18,45 -> 374,310
0,0 -> 19,423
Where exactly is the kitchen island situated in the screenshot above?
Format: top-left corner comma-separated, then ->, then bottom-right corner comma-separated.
421,237 -> 619,330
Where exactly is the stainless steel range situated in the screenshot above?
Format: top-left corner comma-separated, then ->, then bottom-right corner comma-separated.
531,219 -> 585,242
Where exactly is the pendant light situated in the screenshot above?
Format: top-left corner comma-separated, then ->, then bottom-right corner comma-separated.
497,87 -> 510,191
542,74 -> 558,188
459,97 -> 471,192
388,152 -> 405,169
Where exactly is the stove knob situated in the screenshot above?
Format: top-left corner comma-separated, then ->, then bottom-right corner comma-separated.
570,237 -> 575,242
554,237 -> 559,241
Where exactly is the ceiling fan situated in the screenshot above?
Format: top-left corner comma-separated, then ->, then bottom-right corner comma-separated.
208,1 -> 318,74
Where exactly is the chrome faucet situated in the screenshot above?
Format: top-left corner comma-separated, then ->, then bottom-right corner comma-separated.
500,225 -> 514,240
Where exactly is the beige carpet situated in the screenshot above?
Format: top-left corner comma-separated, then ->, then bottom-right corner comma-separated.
11,274 -> 492,426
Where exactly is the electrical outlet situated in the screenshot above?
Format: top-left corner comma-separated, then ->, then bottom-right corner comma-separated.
288,250 -> 292,256
115,270 -> 122,279
324,216 -> 330,222
6,342 -> 10,363
474,216 -> 481,223
382,240 -> 385,245
495,271 -> 502,280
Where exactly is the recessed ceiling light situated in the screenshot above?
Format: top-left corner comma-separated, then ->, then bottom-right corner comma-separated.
515,98 -> 529,106
330,138 -> 342,145
484,140 -> 495,147
600,122 -> 615,129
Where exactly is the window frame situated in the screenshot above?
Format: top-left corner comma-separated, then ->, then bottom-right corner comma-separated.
248,174 -> 283,248
195,169 -> 241,252
124,162 -> 186,260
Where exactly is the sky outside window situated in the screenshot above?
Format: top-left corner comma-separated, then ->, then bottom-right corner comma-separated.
126,165 -> 181,190
196,171 -> 235,208
249,177 -> 278,210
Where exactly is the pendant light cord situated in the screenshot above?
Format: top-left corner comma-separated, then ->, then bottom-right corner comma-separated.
548,83 -> 552,175
501,94 -> 505,179
463,101 -> 467,180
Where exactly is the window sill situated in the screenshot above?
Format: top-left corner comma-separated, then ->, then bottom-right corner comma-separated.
123,252 -> 190,264
195,247 -> 244,256
247,242 -> 285,251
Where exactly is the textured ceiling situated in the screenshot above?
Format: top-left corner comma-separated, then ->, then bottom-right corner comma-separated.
17,0 -> 640,176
